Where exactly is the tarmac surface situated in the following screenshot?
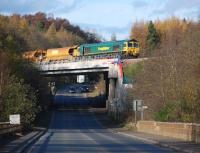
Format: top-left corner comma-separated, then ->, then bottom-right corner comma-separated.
27,93 -> 177,153
1,89 -> 199,153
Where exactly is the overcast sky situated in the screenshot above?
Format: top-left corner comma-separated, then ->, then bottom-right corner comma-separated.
0,0 -> 199,40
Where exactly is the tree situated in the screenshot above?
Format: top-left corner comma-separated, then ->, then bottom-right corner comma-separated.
1,74 -> 39,125
19,18 -> 29,32
45,23 -> 60,48
130,21 -> 148,57
147,21 -> 160,51
56,27 -> 84,46
0,51 -> 8,112
46,23 -> 57,39
0,51 -> 40,125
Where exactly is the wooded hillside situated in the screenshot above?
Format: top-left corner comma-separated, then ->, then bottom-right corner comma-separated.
130,17 -> 200,122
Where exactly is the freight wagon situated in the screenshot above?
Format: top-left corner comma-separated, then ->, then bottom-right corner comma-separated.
45,46 -> 79,61
22,50 -> 46,62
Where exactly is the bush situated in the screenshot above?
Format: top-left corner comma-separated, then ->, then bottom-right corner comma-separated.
1,74 -> 39,125
123,62 -> 144,83
154,102 -> 176,122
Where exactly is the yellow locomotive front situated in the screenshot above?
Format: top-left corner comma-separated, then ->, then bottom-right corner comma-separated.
123,39 -> 140,57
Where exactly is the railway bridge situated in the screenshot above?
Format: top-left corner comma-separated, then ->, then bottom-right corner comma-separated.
36,58 -> 144,115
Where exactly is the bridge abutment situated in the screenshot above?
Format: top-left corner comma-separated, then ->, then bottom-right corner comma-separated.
106,63 -> 125,120
108,78 -> 116,102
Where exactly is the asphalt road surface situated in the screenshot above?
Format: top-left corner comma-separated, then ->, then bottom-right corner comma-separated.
28,91 -> 177,153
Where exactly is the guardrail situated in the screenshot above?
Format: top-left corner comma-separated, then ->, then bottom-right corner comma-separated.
0,122 -> 21,135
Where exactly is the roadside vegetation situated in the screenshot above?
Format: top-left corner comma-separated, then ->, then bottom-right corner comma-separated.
123,62 -> 144,84
0,12 -> 99,126
129,17 -> 200,122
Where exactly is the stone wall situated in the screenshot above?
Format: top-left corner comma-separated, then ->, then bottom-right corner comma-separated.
137,121 -> 200,143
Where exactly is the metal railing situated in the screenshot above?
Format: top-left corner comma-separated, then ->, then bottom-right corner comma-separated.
0,122 -> 21,135
37,54 -> 120,66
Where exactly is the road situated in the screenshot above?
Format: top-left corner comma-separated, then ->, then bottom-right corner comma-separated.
28,91 -> 177,153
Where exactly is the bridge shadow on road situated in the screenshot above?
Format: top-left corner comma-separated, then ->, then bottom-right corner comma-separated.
53,94 -> 106,109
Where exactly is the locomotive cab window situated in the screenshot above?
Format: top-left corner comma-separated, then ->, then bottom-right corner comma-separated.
128,42 -> 133,47
134,43 -> 139,48
69,48 -> 74,56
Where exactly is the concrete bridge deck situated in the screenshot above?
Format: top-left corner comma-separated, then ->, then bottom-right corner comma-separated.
37,58 -> 119,75
37,58 -> 146,75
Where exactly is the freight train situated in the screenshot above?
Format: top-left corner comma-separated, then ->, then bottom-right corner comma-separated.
23,50 -> 46,62
23,39 -> 139,62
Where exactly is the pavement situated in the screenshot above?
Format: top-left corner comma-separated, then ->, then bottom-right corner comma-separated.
117,131 -> 200,153
94,111 -> 200,153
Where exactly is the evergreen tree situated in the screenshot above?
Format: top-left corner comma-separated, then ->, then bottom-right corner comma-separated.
37,21 -> 45,31
147,21 -> 160,51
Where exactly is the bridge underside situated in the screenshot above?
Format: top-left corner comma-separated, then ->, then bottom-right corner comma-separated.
40,67 -> 109,76
37,58 -> 126,112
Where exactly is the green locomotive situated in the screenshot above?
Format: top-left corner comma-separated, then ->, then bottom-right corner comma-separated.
23,39 -> 140,62
78,39 -> 139,58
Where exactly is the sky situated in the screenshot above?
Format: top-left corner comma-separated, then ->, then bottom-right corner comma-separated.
0,0 -> 199,40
